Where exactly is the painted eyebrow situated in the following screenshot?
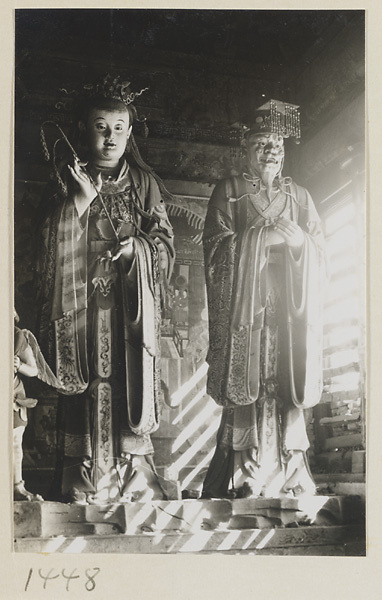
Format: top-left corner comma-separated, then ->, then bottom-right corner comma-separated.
92,117 -> 127,123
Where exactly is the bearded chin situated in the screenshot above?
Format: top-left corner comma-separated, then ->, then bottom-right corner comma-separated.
249,157 -> 284,181
276,155 -> 284,178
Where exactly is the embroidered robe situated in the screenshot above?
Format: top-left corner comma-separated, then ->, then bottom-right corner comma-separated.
202,175 -> 326,498
37,162 -> 174,500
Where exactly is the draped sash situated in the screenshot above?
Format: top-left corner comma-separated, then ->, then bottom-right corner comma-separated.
121,237 -> 161,436
204,176 -> 326,410
52,201 -> 89,394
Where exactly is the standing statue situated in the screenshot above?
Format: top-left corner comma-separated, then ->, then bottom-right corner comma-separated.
14,309 -> 63,501
36,75 -> 174,503
202,100 -> 326,499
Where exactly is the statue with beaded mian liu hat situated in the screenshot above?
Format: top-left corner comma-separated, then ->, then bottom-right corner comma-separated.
202,98 -> 327,499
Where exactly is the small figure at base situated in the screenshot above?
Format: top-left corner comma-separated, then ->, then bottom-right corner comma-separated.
14,309 -> 65,501
14,313 -> 42,501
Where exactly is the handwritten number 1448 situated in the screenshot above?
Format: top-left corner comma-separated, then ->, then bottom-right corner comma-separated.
25,567 -> 101,592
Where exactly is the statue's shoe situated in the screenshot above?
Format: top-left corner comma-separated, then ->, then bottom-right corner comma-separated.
14,481 -> 44,502
14,397 -> 38,408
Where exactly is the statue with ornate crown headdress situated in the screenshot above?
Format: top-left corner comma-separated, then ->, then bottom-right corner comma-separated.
36,75 -> 175,504
202,100 -> 327,499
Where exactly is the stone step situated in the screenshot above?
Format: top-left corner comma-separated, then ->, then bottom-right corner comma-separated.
229,495 -> 364,527
14,494 -> 365,539
314,473 -> 365,483
14,524 -> 365,555
14,502 -> 125,538
316,481 -> 365,498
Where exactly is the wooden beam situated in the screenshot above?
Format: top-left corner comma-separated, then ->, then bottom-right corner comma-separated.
324,433 -> 363,450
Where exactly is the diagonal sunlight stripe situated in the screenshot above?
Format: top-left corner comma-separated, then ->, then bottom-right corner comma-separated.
179,531 -> 214,552
152,533 -> 166,546
172,402 -> 218,453
173,420 -> 219,471
155,502 -> 185,531
256,529 -> 275,550
242,529 -> 262,550
167,536 -> 184,553
232,467 -> 242,487
181,447 -> 215,489
42,535 -> 66,553
124,503 -> 156,534
170,362 -> 208,407
63,537 -> 87,553
217,530 -> 242,551
172,385 -> 207,425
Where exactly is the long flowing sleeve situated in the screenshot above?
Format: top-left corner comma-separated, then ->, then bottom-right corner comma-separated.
286,184 -> 327,409
202,180 -> 240,406
131,168 -> 175,282
39,192 -> 90,395
118,168 -> 175,436
36,181 -> 74,368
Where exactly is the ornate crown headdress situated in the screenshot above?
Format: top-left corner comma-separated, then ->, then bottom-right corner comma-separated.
40,73 -> 172,203
39,74 -> 150,198
81,73 -> 149,106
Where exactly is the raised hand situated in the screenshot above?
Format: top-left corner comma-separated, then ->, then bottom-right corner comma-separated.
274,216 -> 305,249
110,237 -> 135,262
68,158 -> 102,216
14,355 -> 21,374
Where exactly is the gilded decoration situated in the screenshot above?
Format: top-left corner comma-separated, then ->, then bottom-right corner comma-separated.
97,311 -> 112,379
90,192 -> 134,223
226,329 -> 251,405
55,315 -> 76,382
92,274 -> 117,298
97,383 -> 113,467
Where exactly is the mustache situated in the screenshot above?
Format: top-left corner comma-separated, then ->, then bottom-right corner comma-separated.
260,157 -> 280,163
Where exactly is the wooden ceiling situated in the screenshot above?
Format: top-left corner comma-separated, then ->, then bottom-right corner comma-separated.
14,9 -> 365,184
16,9 -> 361,77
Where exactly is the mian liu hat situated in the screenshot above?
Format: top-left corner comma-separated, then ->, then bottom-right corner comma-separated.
243,99 -> 301,142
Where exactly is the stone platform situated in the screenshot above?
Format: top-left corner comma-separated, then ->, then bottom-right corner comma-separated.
14,494 -> 365,555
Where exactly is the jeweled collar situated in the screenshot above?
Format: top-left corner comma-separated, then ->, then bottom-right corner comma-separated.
90,159 -> 130,184
242,171 -> 292,195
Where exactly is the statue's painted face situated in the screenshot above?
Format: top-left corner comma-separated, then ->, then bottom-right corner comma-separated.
83,108 -> 132,166
245,132 -> 284,179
